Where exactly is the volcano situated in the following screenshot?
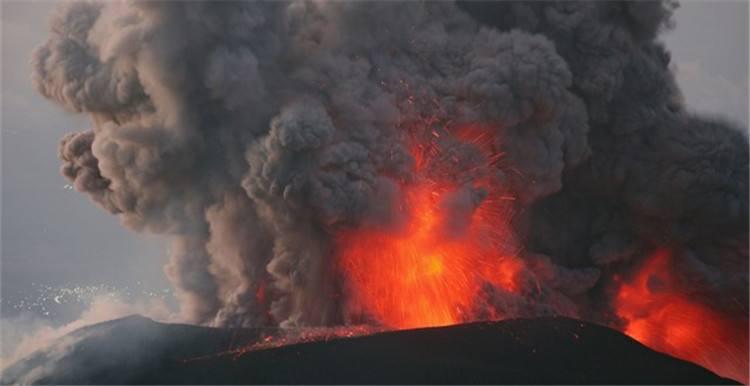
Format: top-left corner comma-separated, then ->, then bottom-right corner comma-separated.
23,1 -> 749,384
1,315 -> 738,385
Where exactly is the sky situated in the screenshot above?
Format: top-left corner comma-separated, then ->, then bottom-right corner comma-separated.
1,1 -> 170,323
0,0 -> 748,326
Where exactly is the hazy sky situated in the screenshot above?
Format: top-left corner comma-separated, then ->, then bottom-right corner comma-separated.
1,0 -> 748,324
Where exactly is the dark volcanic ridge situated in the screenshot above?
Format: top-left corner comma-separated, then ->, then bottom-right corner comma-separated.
1,315 -> 738,385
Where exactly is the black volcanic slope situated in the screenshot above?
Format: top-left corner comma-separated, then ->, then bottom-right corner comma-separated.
1,315 -> 737,385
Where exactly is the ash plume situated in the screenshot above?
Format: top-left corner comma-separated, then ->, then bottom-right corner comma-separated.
34,0 -> 746,347
457,0 -> 748,316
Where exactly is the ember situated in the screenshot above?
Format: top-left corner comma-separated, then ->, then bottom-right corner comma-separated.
338,123 -> 524,329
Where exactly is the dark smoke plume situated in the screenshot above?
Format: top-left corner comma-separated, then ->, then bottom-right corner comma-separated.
35,0 -> 746,337
457,1 -> 748,318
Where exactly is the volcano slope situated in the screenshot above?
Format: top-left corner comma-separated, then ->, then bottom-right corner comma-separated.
1,315 -> 738,385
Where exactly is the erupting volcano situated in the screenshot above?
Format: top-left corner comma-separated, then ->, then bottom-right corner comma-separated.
22,0 -> 749,383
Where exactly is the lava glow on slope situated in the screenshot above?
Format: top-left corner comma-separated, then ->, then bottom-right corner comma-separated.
615,248 -> 749,383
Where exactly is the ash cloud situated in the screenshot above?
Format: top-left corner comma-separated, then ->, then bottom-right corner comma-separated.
457,0 -> 748,319
33,0 -> 747,335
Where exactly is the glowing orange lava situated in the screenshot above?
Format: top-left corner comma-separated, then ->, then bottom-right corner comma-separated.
336,113 -> 747,383
337,120 -> 524,330
338,182 -> 522,329
615,248 -> 749,383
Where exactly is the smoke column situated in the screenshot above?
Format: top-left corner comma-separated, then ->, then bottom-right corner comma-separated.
34,0 -> 747,380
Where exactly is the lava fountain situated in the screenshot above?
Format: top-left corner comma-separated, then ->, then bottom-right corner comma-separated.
337,122 -> 525,329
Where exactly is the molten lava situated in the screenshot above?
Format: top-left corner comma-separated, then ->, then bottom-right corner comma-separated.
335,116 -> 747,383
338,182 -> 523,329
615,248 -> 749,383
337,122 -> 524,329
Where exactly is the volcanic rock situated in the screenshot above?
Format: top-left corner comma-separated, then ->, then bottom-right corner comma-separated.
1,315 -> 739,384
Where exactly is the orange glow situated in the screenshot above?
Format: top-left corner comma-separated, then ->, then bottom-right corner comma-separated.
337,122 -> 523,330
337,111 -> 748,383
338,182 -> 522,329
615,248 -> 749,383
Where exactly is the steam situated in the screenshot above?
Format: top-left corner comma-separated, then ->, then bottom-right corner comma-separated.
34,0 -> 746,338
1,294 -> 172,371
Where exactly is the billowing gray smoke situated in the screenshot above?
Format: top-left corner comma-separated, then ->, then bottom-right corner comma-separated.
36,0 -> 746,336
